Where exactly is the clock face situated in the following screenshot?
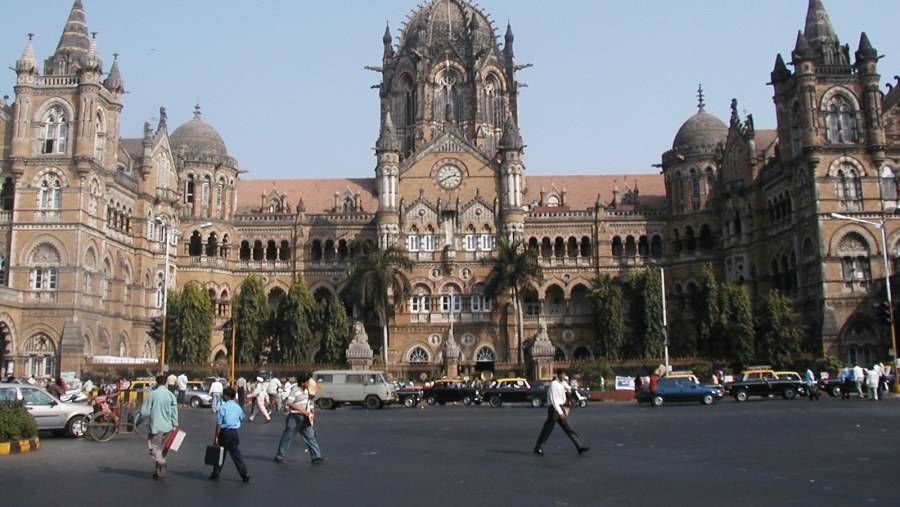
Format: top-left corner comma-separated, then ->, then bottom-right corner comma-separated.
437,164 -> 463,190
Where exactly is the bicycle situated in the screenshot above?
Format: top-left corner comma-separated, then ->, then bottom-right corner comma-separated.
85,391 -> 149,442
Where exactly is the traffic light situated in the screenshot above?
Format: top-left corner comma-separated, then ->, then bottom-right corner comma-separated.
148,316 -> 163,341
878,302 -> 892,323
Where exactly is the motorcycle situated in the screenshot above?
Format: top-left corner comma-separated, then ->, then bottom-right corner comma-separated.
60,389 -> 90,404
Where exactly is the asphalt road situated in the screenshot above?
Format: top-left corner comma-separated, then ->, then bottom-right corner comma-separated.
2,394 -> 898,507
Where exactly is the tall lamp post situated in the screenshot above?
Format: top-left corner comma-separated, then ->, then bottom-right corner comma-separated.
647,259 -> 670,374
831,212 -> 899,391
155,218 -> 178,375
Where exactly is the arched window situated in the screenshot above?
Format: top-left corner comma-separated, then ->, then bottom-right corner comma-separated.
24,334 -> 56,378
189,231 -> 202,256
94,109 -> 106,163
790,102 -> 802,156
433,67 -> 463,124
42,106 -> 68,154
825,95 -> 858,144
440,285 -> 462,314
464,225 -> 477,251
185,174 -> 195,204
406,226 -> 420,252
30,243 -> 60,291
838,232 -> 871,292
422,225 -> 436,252
479,225 -> 494,251
475,346 -> 497,362
0,254 -> 6,286
216,178 -> 225,218
881,166 -> 897,201
836,164 -> 862,201
39,174 -> 62,210
205,233 -> 218,257
409,284 -> 432,314
240,241 -> 251,261
280,240 -> 291,261
408,347 -> 429,363
690,168 -> 701,209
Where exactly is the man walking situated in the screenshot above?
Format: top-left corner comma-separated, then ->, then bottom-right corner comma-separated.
534,369 -> 589,456
209,387 -> 250,483
209,377 -> 224,413
805,368 -> 819,401
274,373 -> 325,464
176,372 -> 188,405
140,375 -> 179,479
248,377 -> 270,423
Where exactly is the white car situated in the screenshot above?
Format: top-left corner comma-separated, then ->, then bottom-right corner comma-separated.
0,382 -> 92,437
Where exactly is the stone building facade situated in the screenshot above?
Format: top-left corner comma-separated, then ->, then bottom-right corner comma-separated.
1,0 -> 899,380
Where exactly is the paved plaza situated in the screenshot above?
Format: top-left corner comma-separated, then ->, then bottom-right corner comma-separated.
1,395 -> 898,506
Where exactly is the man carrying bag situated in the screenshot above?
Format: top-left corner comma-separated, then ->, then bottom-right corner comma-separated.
209,387 -> 250,482
140,375 -> 179,479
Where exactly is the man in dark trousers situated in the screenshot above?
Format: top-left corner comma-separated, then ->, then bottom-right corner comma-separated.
534,369 -> 590,456
209,387 -> 250,482
274,373 -> 325,464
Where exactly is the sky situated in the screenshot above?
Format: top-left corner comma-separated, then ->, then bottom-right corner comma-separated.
3,1 -> 900,181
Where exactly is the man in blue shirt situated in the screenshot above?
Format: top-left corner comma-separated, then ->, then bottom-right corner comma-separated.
209,387 -> 250,482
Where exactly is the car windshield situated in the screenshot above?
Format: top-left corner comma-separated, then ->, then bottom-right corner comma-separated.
22,388 -> 54,405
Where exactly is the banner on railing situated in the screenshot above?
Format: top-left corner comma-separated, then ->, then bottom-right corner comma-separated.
615,376 -> 634,390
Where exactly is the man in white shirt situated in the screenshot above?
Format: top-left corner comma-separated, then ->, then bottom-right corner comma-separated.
534,369 -> 589,456
267,377 -> 282,412
209,378 -> 224,412
175,373 -> 188,405
248,377 -> 270,423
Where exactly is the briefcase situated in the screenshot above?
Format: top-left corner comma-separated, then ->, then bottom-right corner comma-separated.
205,445 -> 225,467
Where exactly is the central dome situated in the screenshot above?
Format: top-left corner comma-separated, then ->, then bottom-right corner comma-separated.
398,0 -> 498,54
170,105 -> 228,160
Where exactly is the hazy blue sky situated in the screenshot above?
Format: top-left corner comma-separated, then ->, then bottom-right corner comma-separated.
3,1 -> 900,180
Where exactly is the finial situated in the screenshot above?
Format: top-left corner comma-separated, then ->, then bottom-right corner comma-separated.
697,84 -> 705,112
193,103 -> 202,119
91,31 -> 97,39
113,52 -> 119,60
27,33 -> 34,41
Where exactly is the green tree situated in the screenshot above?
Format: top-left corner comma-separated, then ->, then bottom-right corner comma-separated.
634,268 -> 665,360
755,289 -> 805,367
274,275 -> 317,364
695,265 -> 720,357
483,236 -> 544,370
342,238 -> 413,363
587,274 -> 626,360
169,283 -> 212,364
316,292 -> 350,365
232,275 -> 269,364
162,291 -> 182,367
719,283 -> 755,367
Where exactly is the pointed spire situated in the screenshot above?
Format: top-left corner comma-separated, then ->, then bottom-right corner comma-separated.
771,53 -> 791,82
376,111 -> 401,152
504,22 -> 514,56
382,22 -> 394,60
193,103 -> 202,120
802,0 -> 848,65
15,34 -> 37,73
855,32 -> 878,62
104,53 -> 124,92
44,0 -> 91,75
84,32 -> 101,72
499,112 -> 523,151
792,30 -> 811,62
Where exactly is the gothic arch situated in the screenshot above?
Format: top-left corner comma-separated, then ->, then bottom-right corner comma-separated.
829,227 -> 876,256
827,156 -> 866,178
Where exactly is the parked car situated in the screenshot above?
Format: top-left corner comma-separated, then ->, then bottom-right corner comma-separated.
422,379 -> 480,406
184,381 -> 212,408
312,370 -> 395,410
0,382 -> 92,437
636,377 -> 725,406
481,377 -> 546,407
395,385 -> 423,408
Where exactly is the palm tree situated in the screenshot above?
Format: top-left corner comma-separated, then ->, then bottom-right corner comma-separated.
342,238 -> 413,363
483,236 -> 543,371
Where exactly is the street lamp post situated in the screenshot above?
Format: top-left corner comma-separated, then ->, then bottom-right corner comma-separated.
831,212 -> 899,391
647,259 -> 670,374
155,218 -> 178,376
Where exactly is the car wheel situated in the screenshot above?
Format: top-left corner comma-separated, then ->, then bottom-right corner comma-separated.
782,387 -> 797,400
403,396 -> 417,408
531,397 -> 543,408
734,390 -> 749,402
829,385 -> 842,397
701,393 -> 714,405
425,396 -> 437,406
190,397 -> 201,409
364,395 -> 382,410
317,398 -> 334,410
462,396 -> 473,406
67,415 -> 87,438
651,394 -> 664,407
489,396 -> 502,408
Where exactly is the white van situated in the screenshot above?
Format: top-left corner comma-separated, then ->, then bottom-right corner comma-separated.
312,370 -> 395,410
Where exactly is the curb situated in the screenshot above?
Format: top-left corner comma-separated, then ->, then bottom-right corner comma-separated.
0,437 -> 41,456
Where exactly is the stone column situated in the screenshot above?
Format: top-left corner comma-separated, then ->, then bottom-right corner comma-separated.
443,331 -> 461,379
346,321 -> 374,370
